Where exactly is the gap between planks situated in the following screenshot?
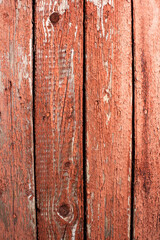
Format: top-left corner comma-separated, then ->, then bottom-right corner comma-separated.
32,0 -> 38,239
83,0 -> 87,239
130,0 -> 135,239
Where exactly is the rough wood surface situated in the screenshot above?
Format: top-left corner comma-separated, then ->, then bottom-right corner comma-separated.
0,1 -> 36,239
35,0 -> 83,239
133,1 -> 160,239
85,0 -> 132,239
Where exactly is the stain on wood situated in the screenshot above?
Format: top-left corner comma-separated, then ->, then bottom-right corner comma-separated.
133,0 -> 160,239
0,0 -> 36,239
35,0 -> 83,239
85,0 -> 132,239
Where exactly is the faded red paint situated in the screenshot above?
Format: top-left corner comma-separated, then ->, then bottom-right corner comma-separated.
1,0 -> 160,239
0,0 -> 36,239
85,0 -> 132,239
133,0 -> 160,239
35,0 -> 83,239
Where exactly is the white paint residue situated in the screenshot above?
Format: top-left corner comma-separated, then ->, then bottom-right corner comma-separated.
17,0 -> 21,9
0,72 -> 4,93
106,32 -> 109,41
106,112 -> 111,125
87,160 -> 90,183
72,221 -> 78,240
103,63 -> 112,125
47,0 -> 69,15
88,0 -> 114,36
75,25 -> 78,39
87,224 -> 91,238
42,0 -> 70,42
17,46 -> 31,91
69,48 -> 77,164
0,61 -> 4,93
43,17 -> 48,42
9,43 -> 14,72
91,192 -> 94,219
27,174 -> 36,231
58,0 -> 69,14
103,93 -> 109,103
69,49 -> 75,95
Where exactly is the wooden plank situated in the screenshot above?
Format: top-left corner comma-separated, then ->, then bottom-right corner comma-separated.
35,0 -> 83,239
133,1 -> 160,239
0,1 -> 36,239
85,0 -> 132,239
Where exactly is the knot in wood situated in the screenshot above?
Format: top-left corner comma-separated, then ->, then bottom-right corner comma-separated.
50,12 -> 59,25
64,161 -> 71,168
58,204 -> 70,217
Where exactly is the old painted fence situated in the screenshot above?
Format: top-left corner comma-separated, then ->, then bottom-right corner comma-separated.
0,0 -> 160,239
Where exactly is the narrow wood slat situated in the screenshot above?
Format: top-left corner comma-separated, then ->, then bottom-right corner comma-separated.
35,0 -> 83,239
85,1 -> 132,239
133,1 -> 160,239
0,1 -> 36,239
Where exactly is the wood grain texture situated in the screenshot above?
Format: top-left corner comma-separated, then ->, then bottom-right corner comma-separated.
85,0 -> 132,239
35,0 -> 83,239
133,1 -> 160,239
0,0 -> 36,239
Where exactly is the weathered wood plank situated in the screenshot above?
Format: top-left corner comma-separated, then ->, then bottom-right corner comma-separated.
133,1 -> 160,239
35,0 -> 83,239
85,0 -> 132,239
0,1 -> 36,239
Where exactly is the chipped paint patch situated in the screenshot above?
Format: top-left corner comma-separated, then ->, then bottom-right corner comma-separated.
106,112 -> 111,125
103,93 -> 109,103
105,215 -> 111,238
71,220 -> 78,240
87,224 -> 91,238
58,0 -> 69,15
17,46 -> 31,90
0,72 -> 4,93
88,0 -> 114,36
87,160 -> 90,183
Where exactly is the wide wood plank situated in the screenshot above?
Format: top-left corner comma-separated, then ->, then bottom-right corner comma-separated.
35,0 -> 83,239
85,0 -> 132,239
133,1 -> 160,239
0,1 -> 36,239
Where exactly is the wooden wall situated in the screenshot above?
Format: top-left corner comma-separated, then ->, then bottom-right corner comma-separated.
0,0 -> 160,239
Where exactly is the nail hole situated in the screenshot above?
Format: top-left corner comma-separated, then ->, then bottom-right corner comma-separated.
50,12 -> 59,25
59,204 -> 70,217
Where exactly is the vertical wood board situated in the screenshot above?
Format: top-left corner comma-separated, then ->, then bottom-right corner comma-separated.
35,0 -> 84,239
0,0 -> 36,239
85,0 -> 132,239
133,0 -> 160,239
